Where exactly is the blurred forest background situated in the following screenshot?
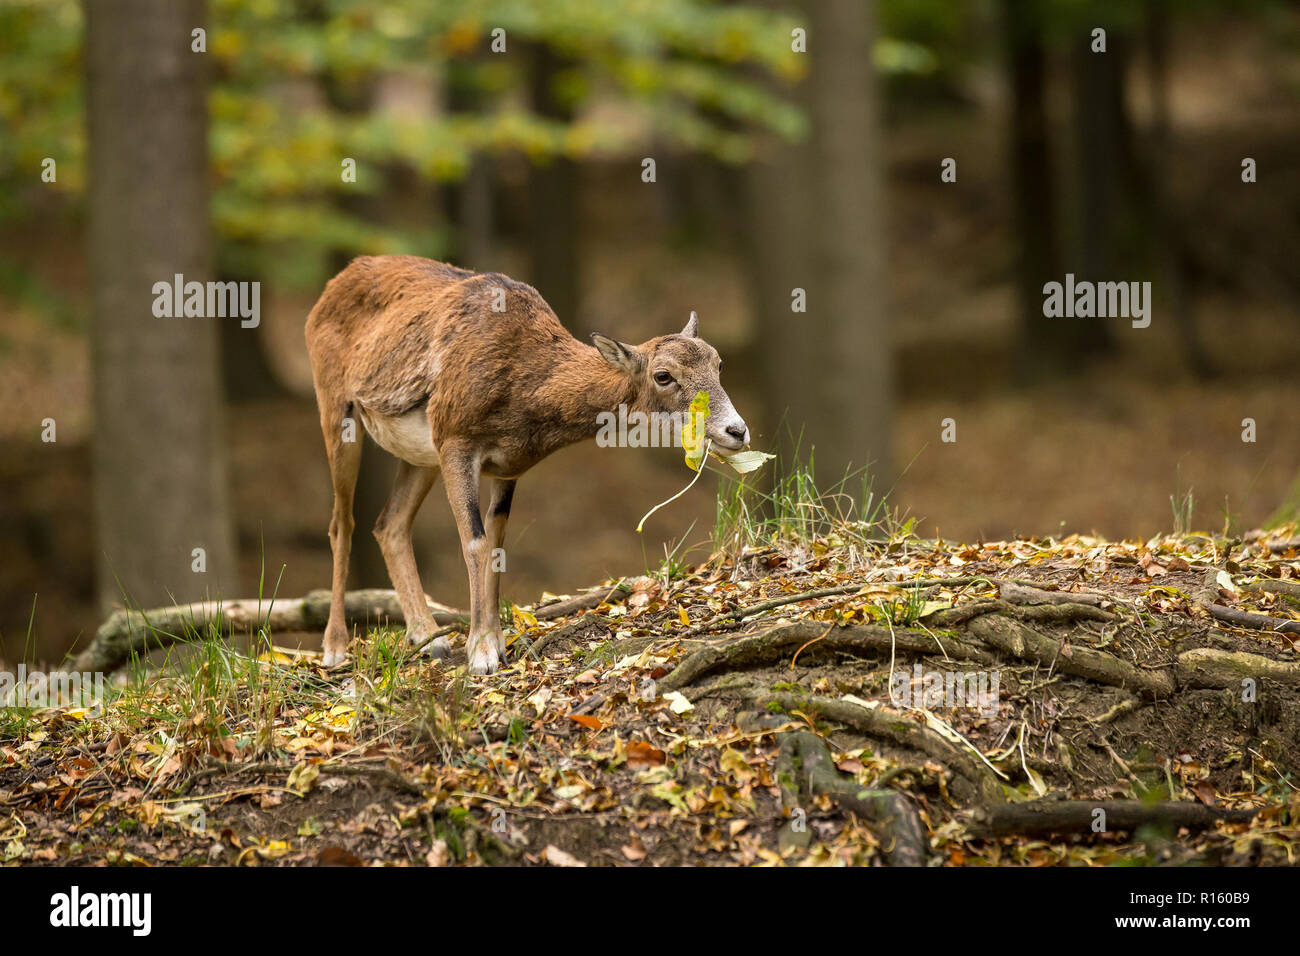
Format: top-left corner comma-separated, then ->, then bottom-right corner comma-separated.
2,0 -> 1299,665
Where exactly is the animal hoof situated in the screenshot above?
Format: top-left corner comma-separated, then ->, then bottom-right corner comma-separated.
467,643 -> 500,676
322,648 -> 348,668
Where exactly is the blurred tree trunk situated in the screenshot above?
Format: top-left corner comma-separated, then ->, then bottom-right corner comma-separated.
1003,0 -> 1109,376
86,0 -> 235,612
220,272 -> 285,401
528,44 -> 581,331
1071,27 -> 1128,338
743,0 -> 891,487
1140,2 -> 1213,375
445,58 -> 495,270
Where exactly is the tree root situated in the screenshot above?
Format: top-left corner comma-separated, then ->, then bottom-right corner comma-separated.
1241,579 -> 1300,603
966,614 -> 1175,698
970,798 -> 1258,837
519,612 -> 608,661
682,576 -> 1051,636
1176,647 -> 1300,689
660,620 -> 997,691
998,580 -> 1106,607
927,599 -> 1115,628
706,684 -> 1005,804
775,730 -> 928,866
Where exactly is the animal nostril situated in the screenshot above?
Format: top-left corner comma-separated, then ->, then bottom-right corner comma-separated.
726,423 -> 747,442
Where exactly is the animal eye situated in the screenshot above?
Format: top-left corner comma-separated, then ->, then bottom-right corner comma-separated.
653,371 -> 674,386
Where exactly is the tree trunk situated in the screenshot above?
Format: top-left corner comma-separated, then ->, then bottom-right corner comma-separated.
86,0 -> 235,613
1003,0 -> 1110,376
743,0 -> 891,487
528,44 -> 581,331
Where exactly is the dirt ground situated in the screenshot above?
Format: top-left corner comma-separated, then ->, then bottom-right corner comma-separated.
2,529 -> 1298,867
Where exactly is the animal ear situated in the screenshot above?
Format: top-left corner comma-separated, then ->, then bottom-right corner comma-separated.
590,332 -> 643,375
682,311 -> 699,337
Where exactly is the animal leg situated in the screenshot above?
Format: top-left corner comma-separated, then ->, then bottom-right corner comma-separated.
439,441 -> 498,675
373,460 -> 444,657
320,401 -> 362,667
483,478 -> 516,658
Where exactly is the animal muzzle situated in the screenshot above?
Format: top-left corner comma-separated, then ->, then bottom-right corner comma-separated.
708,412 -> 750,450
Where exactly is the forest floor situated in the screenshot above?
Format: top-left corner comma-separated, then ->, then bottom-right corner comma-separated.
3,524 -> 1300,867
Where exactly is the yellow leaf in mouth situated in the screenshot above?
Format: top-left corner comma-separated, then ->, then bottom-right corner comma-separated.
682,390 -> 710,472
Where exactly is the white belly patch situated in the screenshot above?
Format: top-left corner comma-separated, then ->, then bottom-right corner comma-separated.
360,407 -> 441,467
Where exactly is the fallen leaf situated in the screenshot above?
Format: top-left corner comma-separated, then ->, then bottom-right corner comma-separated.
626,741 -> 666,769
317,846 -> 363,866
543,844 -> 586,867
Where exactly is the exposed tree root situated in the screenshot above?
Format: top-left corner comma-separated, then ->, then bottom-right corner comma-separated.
705,683 -> 1005,804
775,730 -> 928,866
971,799 -> 1258,837
966,614 -> 1176,698
1175,647 -> 1300,689
997,580 -> 1106,607
519,612 -> 608,661
682,576 -> 1054,636
924,598 -> 1114,629
1241,579 -> 1300,603
660,620 -> 998,691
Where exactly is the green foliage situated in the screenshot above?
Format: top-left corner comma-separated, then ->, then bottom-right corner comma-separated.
0,0 -> 83,203
0,0 -> 805,291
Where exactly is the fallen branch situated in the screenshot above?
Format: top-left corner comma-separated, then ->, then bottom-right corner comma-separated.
76,581 -> 634,674
1198,601 -> 1300,636
73,590 -> 465,674
531,582 -> 631,621
1195,569 -> 1300,636
776,730 -> 928,866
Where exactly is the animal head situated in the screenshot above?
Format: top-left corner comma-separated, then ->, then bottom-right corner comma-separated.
590,311 -> 750,451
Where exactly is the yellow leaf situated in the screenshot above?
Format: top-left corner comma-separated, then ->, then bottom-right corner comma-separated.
287,761 -> 320,794
682,391 -> 710,472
